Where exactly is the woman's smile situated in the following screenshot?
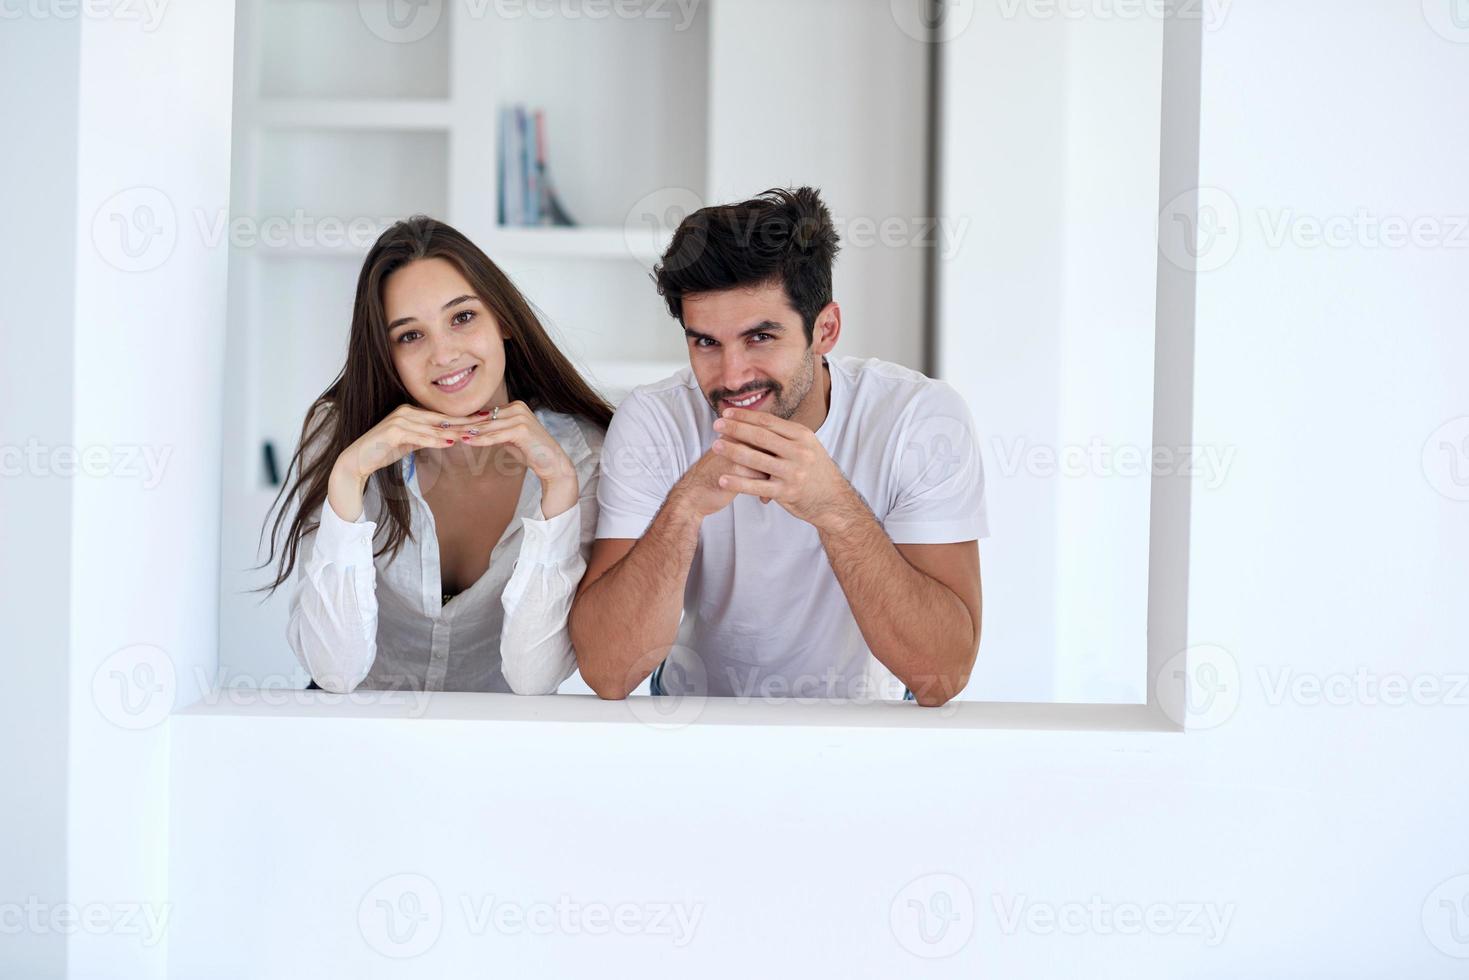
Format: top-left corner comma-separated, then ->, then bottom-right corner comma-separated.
432,364 -> 478,393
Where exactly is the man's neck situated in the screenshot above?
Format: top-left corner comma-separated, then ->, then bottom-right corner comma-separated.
791,355 -> 832,432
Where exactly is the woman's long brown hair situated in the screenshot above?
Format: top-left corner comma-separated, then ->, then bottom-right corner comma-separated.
255,215 -> 614,595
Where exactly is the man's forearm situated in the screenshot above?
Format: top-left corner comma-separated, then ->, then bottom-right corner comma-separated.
817,492 -> 978,706
570,495 -> 702,699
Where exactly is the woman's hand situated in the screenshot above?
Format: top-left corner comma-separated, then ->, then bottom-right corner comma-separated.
327,404 -> 488,521
459,401 -> 579,519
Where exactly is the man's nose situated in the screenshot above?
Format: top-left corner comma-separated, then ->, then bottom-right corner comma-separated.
719,348 -> 756,392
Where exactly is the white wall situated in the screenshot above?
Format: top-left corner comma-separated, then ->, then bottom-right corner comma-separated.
938,8 -> 1164,702
1,9 -> 235,979
707,0 -> 931,370
0,6 -> 235,980
163,2 -> 1469,977
10,1 -> 1468,977
0,15 -> 80,980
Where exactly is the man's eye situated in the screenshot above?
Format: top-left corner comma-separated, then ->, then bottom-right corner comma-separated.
751,333 -> 773,343
694,337 -> 717,348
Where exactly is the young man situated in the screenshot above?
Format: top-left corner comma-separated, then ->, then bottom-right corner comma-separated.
569,187 -> 987,707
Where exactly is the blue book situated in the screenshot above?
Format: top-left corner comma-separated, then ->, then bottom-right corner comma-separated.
521,106 -> 540,226
496,106 -> 507,225
503,106 -> 525,227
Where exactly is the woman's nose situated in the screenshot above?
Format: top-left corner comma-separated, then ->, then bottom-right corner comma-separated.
427,335 -> 462,366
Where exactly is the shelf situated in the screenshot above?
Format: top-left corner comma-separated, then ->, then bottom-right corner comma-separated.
244,226 -> 673,263
249,99 -> 454,131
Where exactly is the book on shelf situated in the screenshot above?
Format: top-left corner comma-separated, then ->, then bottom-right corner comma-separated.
498,103 -> 576,228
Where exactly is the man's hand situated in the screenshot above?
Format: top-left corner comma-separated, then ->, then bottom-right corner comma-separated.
710,408 -> 867,531
669,443 -> 769,520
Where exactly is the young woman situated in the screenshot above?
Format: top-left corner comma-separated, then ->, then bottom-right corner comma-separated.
259,216 -> 612,694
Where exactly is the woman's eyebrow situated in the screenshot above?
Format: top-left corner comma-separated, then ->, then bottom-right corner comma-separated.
387,295 -> 479,332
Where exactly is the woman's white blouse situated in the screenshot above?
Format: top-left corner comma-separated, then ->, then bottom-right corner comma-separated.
285,408 -> 603,694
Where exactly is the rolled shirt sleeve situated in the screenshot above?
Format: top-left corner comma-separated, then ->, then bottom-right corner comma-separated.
285,499 -> 381,693
499,420 -> 602,695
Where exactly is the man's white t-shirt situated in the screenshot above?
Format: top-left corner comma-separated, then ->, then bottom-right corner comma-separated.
595,354 -> 989,700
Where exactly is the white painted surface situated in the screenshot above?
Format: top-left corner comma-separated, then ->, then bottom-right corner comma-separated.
9,2 -> 1468,977
168,2 -> 1469,977
708,0 -> 931,371
938,9 -> 1165,702
0,14 -> 80,980
65,7 -> 237,980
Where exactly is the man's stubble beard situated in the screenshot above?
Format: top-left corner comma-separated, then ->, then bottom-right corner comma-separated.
770,347 -> 817,421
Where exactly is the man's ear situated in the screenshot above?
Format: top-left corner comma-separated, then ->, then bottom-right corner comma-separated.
811,301 -> 841,355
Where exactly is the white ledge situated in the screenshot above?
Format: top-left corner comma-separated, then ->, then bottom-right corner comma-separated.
173,689 -> 1178,733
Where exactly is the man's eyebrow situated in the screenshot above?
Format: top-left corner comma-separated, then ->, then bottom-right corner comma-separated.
683,321 -> 786,343
388,294 -> 479,332
742,321 -> 785,337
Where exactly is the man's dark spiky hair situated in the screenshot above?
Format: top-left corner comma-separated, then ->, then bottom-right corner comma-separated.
653,186 -> 841,343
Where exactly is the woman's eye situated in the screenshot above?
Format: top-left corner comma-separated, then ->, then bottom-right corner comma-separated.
396,330 -> 421,344
453,310 -> 477,326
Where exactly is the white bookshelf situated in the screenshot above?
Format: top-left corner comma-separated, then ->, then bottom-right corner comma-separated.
248,98 -> 456,130
220,0 -> 933,684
